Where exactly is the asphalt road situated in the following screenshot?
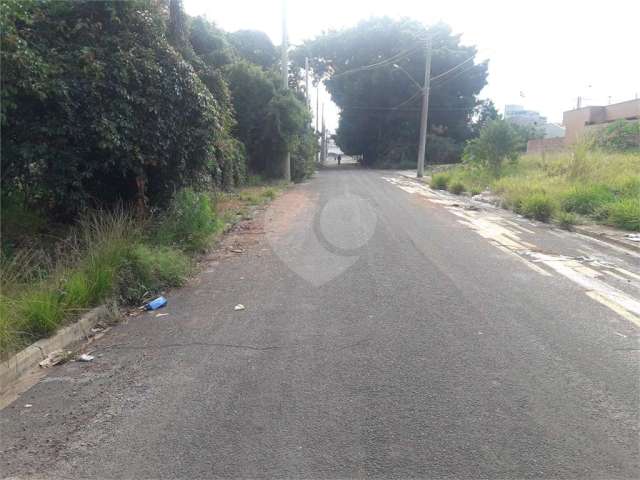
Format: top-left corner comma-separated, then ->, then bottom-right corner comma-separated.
1,167 -> 639,479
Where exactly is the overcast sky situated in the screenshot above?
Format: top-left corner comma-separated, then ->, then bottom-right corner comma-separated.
185,0 -> 640,131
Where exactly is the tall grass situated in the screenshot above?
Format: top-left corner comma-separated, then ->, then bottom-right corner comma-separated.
0,189 -> 220,359
442,149 -> 640,230
153,188 -> 222,252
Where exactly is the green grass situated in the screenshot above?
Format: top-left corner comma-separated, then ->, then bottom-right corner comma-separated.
154,188 -> 222,252
0,183 -> 282,359
520,193 -> 554,222
560,185 -> 615,215
18,289 -> 66,337
448,181 -> 465,195
606,198 -> 640,231
555,211 -> 578,230
440,149 -> 640,231
118,244 -> 191,304
430,173 -> 451,190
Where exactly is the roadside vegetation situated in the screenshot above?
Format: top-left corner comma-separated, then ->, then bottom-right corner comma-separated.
0,184 -> 281,359
1,0 -> 307,359
430,120 -> 640,230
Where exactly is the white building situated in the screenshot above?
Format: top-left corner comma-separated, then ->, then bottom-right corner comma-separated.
505,104 -> 565,139
504,104 -> 547,128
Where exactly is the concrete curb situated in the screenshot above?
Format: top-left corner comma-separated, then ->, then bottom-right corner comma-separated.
0,305 -> 110,392
398,173 -> 640,255
573,226 -> 640,254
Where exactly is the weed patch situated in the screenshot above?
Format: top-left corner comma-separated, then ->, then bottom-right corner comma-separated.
520,193 -> 555,222
607,199 -> 640,231
154,189 -> 222,252
561,185 -> 615,215
448,181 -> 465,195
430,173 -> 451,190
118,244 -> 191,304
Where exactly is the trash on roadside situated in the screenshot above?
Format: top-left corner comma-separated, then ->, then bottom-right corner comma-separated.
39,350 -> 71,368
145,296 -> 167,311
24,404 -> 33,408
155,313 -> 170,317
234,304 -> 245,311
90,326 -> 104,334
625,233 -> 640,242
229,247 -> 244,253
77,353 -> 94,362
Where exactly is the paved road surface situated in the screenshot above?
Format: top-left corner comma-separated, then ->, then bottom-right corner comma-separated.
2,168 -> 639,479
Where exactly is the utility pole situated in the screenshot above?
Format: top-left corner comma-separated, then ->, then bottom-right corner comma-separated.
316,85 -> 319,133
305,57 -> 310,107
281,0 -> 291,181
416,36 -> 432,178
321,103 -> 326,164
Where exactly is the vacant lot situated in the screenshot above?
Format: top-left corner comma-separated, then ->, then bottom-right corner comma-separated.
431,150 -> 640,230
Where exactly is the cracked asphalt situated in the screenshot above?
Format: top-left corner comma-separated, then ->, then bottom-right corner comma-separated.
1,167 -> 639,479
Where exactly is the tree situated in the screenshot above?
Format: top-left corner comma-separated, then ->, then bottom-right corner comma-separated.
1,0 -> 235,217
471,99 -> 500,137
295,18 -> 488,166
225,62 -> 278,174
228,30 -> 278,69
463,119 -> 521,173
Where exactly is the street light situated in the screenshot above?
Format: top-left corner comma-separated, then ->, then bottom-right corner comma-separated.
392,64 -> 423,92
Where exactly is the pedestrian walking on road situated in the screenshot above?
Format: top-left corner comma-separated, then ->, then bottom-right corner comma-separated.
337,154 -> 342,166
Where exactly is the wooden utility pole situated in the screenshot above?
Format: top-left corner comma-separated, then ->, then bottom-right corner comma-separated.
316,85 -> 319,133
281,0 -> 291,181
416,36 -> 432,178
321,103 -> 326,164
305,57 -> 310,106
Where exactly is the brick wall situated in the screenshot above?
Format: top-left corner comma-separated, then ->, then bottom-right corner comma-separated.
526,137 -> 565,154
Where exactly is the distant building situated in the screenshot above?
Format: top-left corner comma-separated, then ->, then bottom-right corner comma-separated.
562,98 -> 640,144
541,123 -> 565,139
504,104 -> 547,128
505,104 -> 565,140
527,97 -> 640,153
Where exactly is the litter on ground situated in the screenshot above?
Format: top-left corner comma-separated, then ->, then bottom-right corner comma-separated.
155,312 -> 170,317
145,296 -> 167,311
39,350 -> 72,368
77,353 -> 95,362
234,304 -> 246,311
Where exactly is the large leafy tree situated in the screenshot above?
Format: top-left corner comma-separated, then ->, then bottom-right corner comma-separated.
188,15 -> 315,180
294,18 -> 488,166
1,0 -> 236,216
228,30 -> 278,69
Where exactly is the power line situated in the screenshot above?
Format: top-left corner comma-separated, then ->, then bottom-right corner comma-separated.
429,54 -> 476,82
431,62 -> 479,88
330,44 -> 423,79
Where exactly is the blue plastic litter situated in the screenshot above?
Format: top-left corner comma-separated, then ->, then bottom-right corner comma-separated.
146,296 -> 167,310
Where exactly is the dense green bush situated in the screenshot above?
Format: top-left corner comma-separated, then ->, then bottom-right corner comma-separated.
463,119 -> 523,173
2,0 -> 241,217
426,135 -> 464,164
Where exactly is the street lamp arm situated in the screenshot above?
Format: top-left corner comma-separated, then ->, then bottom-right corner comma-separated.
392,64 -> 424,91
